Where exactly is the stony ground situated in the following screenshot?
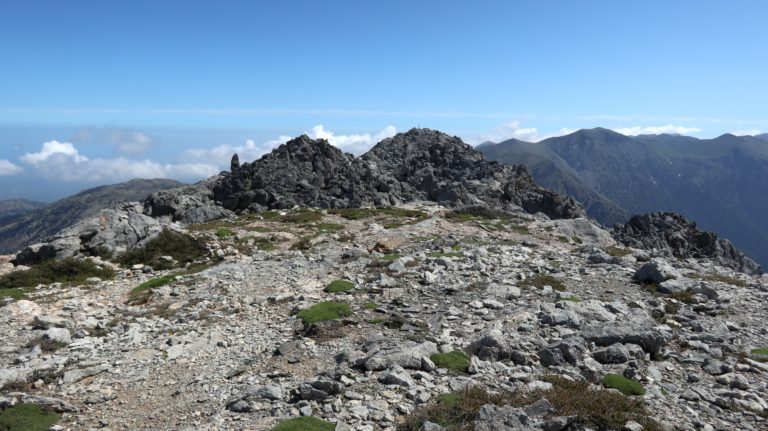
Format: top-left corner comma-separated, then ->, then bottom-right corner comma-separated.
2,203 -> 768,430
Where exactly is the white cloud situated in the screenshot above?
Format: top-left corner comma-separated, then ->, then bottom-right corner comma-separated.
0,159 -> 23,176
20,140 -> 218,183
111,131 -> 153,155
306,125 -> 397,154
472,121 -> 576,144
181,125 -> 397,168
731,129 -> 762,136
21,140 -> 88,164
611,125 -> 701,136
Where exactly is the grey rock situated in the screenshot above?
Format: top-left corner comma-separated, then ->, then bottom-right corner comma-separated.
473,403 -> 529,430
378,366 -> 414,387
538,337 -> 587,366
43,327 -> 71,345
582,319 -> 666,355
615,212 -> 763,275
634,259 -> 681,284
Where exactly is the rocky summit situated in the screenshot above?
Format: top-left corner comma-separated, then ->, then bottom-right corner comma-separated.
146,128 -> 585,224
1,128 -> 767,431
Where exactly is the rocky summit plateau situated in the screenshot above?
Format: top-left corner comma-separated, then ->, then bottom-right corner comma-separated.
0,128 -> 767,431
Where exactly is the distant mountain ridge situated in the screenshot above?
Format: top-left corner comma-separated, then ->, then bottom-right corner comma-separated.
0,199 -> 48,225
479,128 -> 768,267
0,178 -> 183,254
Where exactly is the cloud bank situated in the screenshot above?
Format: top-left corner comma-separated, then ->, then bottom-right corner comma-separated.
181,125 -> 397,167
0,159 -> 23,176
474,121 -> 576,144
20,140 -> 218,183
611,125 -> 701,136
16,125 -> 397,184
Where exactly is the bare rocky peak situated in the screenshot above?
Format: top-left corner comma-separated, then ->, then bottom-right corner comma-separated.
614,212 -> 763,275
146,128 -> 585,224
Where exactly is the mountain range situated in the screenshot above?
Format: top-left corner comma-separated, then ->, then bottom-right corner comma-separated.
479,128 -> 768,267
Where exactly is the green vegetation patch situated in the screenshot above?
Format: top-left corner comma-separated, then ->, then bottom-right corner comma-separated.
297,301 -> 352,324
522,274 -> 566,292
363,302 -> 378,310
399,386 -> 514,430
606,245 -> 633,257
0,403 -> 60,431
380,253 -> 400,261
271,417 -> 335,431
428,252 -> 463,259
329,207 -> 427,221
215,227 -> 235,238
324,279 -> 354,293
602,374 -> 646,396
130,274 -> 177,301
0,288 -> 25,300
430,351 -> 470,374
116,228 -> 207,270
0,257 -> 115,290
278,209 -> 322,224
751,348 -> 768,356
445,206 -> 514,221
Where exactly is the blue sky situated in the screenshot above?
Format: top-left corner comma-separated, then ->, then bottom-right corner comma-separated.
1,1 -> 767,201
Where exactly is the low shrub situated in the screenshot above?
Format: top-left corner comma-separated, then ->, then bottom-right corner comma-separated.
324,279 -> 354,293
129,274 -> 178,302
297,301 -> 352,324
522,274 -> 566,292
430,351 -> 470,374
329,207 -> 426,221
271,416 -> 335,431
696,274 -> 746,287
399,385 -> 514,430
606,246 -> 632,257
279,209 -> 322,224
0,403 -> 60,431
0,257 -> 115,290
116,228 -> 207,270
602,374 -> 646,396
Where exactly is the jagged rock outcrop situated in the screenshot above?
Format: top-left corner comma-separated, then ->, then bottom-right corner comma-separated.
146,128 -> 585,221
0,178 -> 182,254
13,202 -> 169,265
613,212 -> 763,275
143,174 -> 234,224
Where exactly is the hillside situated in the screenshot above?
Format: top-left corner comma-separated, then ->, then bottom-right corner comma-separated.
0,178 -> 183,254
0,199 -> 48,225
479,129 -> 768,267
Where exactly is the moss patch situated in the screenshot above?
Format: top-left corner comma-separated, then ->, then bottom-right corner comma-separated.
297,301 -> 352,324
430,351 -> 470,374
0,403 -> 60,431
602,374 -> 646,396
270,417 -> 335,431
0,257 -> 115,290
324,279 -> 354,293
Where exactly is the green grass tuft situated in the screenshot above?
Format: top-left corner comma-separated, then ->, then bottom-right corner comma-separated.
750,347 -> 768,356
0,257 -> 115,290
270,416 -> 335,431
430,351 -> 471,374
324,279 -> 354,293
130,274 -> 177,300
0,288 -> 25,300
606,246 -> 632,257
279,209 -> 322,224
363,302 -> 378,310
602,374 -> 646,396
215,227 -> 235,238
428,252 -> 463,258
297,301 -> 352,324
0,403 -> 60,431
